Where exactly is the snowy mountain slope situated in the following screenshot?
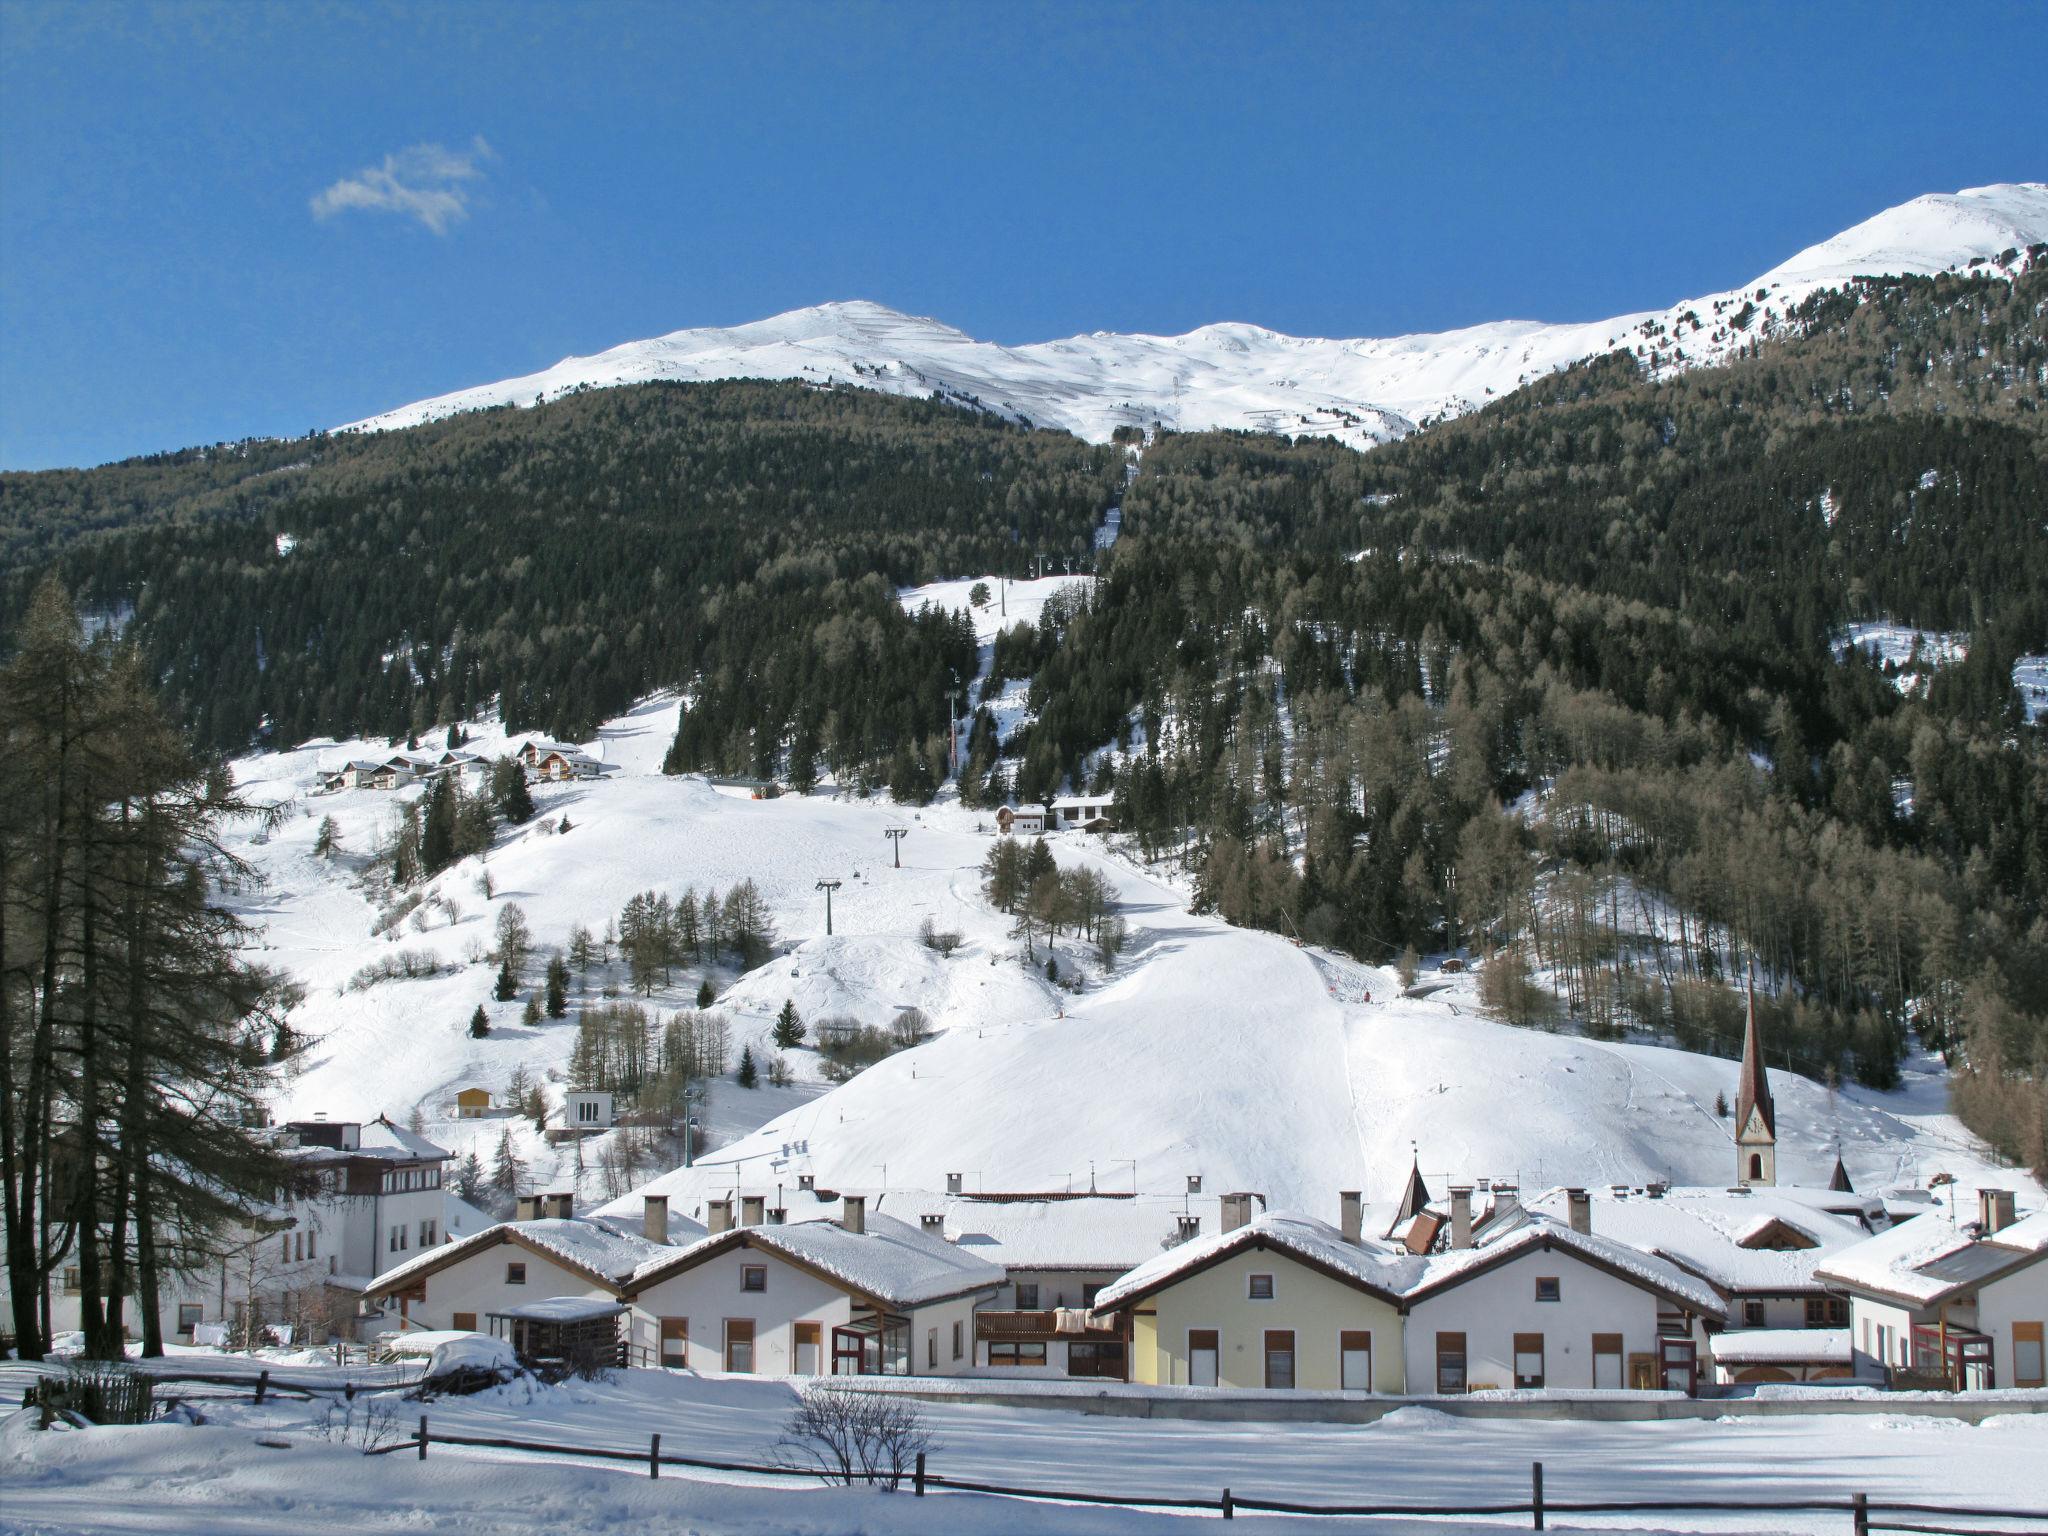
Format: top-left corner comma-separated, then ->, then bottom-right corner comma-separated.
224,667 -> 2037,1223
341,183 -> 2048,452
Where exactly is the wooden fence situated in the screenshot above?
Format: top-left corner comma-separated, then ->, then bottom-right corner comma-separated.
371,1420 -> 2048,1533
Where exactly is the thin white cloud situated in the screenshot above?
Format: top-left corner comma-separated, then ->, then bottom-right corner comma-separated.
311,137 -> 496,235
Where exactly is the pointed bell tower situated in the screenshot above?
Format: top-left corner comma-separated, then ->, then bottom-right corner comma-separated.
1735,978 -> 1777,1188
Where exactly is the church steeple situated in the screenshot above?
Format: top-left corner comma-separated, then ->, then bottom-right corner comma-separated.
1735,978 -> 1777,1187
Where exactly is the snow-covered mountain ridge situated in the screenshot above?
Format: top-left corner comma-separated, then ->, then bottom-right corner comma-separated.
344,183 -> 2048,451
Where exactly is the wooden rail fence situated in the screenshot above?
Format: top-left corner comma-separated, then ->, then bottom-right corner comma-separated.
370,1422 -> 2048,1532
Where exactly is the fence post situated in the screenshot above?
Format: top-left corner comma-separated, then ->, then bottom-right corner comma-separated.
1221,1487 -> 1233,1520
1531,1460 -> 1544,1531
418,1414 -> 428,1461
255,1369 -> 268,1405
650,1432 -> 660,1479
914,1451 -> 926,1497
1852,1492 -> 1868,1536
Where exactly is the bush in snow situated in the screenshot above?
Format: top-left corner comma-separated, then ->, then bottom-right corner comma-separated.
312,1395 -> 402,1448
347,949 -> 446,991
30,1367 -> 154,1426
775,1380 -> 935,1491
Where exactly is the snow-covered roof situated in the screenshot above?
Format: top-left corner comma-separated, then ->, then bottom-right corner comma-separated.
1525,1186 -> 1870,1295
1093,1213 -> 1422,1313
365,1216 -> 672,1296
1049,794 -> 1113,810
380,1329 -> 481,1358
629,1212 -> 1005,1310
1710,1328 -> 1853,1365
488,1297 -> 627,1323
1403,1216 -> 1727,1315
1815,1204 -> 2048,1306
279,1116 -> 449,1167
896,1193 -> 1187,1270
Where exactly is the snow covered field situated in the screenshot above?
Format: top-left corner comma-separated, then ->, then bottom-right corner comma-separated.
340,184 -> 2048,452
7,1364 -> 2044,1536
223,673 -> 2037,1227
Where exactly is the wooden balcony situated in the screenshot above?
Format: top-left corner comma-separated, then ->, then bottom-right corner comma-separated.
975,1308 -> 1120,1340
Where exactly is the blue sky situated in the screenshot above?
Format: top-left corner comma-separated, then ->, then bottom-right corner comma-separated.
3,1 -> 2043,470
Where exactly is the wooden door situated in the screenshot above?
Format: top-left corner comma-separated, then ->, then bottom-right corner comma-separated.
724,1318 -> 755,1373
1188,1328 -> 1219,1387
1436,1331 -> 1467,1394
1263,1330 -> 1295,1390
451,1312 -> 477,1333
794,1322 -> 821,1375
1513,1332 -> 1545,1389
1340,1329 -> 1373,1392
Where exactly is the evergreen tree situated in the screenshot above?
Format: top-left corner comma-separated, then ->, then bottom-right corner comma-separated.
490,1126 -> 527,1205
421,773 -> 457,875
491,756 -> 534,824
696,977 -> 716,1009
773,998 -> 805,1049
522,992 -> 542,1026
453,1150 -> 486,1204
545,953 -> 570,1018
313,815 -> 339,857
737,1045 -> 758,1089
469,1004 -> 491,1037
493,961 -> 518,1002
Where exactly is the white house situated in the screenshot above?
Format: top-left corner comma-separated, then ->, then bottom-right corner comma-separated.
359,1194 -> 689,1345
563,1090 -> 615,1133
621,1197 -> 1004,1376
995,805 -> 1047,836
1397,1189 -> 1728,1393
1048,793 -> 1115,832
1815,1189 -> 2048,1389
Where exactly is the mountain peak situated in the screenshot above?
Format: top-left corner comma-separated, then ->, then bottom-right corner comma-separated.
341,183 -> 2048,451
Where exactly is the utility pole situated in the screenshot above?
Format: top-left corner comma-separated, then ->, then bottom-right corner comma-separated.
883,828 -> 907,869
816,878 -> 842,936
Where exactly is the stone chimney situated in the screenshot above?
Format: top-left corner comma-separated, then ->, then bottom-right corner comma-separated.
946,1172 -> 964,1195
1566,1188 -> 1592,1236
1980,1188 -> 2017,1235
643,1195 -> 669,1244
514,1194 -> 542,1222
1492,1183 -> 1520,1222
740,1194 -> 766,1228
797,1173 -> 815,1191
547,1192 -> 574,1219
1449,1186 -> 1474,1250
1220,1192 -> 1261,1233
921,1212 -> 946,1235
1187,1174 -> 1203,1195
841,1195 -> 866,1235
1176,1214 -> 1201,1242
1340,1191 -> 1364,1246
707,1197 -> 733,1235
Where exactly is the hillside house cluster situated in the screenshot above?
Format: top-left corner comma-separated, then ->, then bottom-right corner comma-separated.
996,794 -> 1116,837
318,736 -> 608,795
354,999 -> 2044,1394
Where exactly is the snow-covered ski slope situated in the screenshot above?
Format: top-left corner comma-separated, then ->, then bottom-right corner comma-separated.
225,668 -> 2037,1219
342,183 -> 2048,451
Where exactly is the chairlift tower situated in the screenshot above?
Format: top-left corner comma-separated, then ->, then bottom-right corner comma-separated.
883,828 -> 907,868
815,878 -> 842,936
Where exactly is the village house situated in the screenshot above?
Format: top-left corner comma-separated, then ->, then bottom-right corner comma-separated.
1047,793 -> 1116,832
896,1184 -> 1185,1379
1815,1189 -> 2048,1390
1524,1183 -> 1879,1384
1397,1185 -> 1726,1393
1093,1193 -> 1413,1391
621,1195 -> 1004,1376
995,804 -> 1048,836
454,1087 -> 494,1120
513,737 -> 604,782
359,1194 -> 694,1359
35,1114 -> 455,1347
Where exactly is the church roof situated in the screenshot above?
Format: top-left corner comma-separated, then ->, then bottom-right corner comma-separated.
1384,1158 -> 1432,1237
1735,983 -> 1776,1143
1828,1153 -> 1855,1193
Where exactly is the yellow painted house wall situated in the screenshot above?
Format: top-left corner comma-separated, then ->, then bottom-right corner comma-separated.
1127,1246 -> 1405,1392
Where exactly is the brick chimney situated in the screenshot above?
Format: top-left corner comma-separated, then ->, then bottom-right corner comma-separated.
1566,1188 -> 1592,1236
643,1195 -> 668,1244
707,1197 -> 733,1235
1449,1186 -> 1474,1250
946,1172 -> 963,1195
841,1195 -> 866,1235
1980,1188 -> 2017,1235
740,1194 -> 766,1228
514,1194 -> 542,1222
547,1192 -> 573,1219
1340,1191 -> 1364,1245
1220,1192 -> 1261,1232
